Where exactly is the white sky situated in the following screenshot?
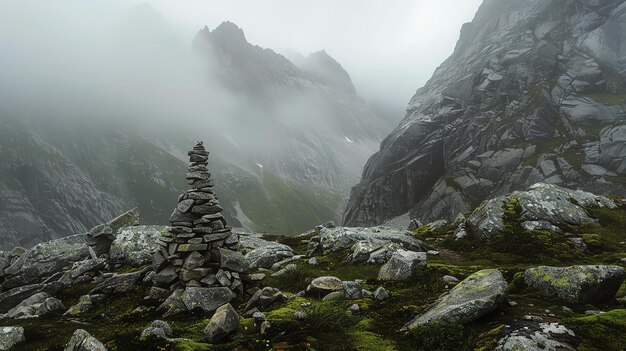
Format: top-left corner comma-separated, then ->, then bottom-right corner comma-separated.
147,0 -> 483,108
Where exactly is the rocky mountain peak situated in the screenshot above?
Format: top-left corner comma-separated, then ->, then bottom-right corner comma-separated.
344,0 -> 626,227
302,50 -> 357,95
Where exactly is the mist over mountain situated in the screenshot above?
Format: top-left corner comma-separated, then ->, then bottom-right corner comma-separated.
0,3 -> 395,250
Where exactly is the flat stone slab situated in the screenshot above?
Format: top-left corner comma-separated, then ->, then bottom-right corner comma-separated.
406,269 -> 507,327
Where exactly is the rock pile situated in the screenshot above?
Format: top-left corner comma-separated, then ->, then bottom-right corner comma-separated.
152,142 -> 249,296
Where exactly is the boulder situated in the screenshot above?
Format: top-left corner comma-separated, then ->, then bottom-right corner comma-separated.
38,297 -> 65,315
64,295 -> 94,316
342,281 -> 362,300
406,269 -> 507,327
203,303 -> 239,343
0,284 -> 45,314
244,287 -> 286,312
244,243 -> 294,270
0,326 -> 24,350
495,323 -> 576,351
218,248 -> 249,273
306,276 -> 343,297
180,287 -> 235,314
1,235 -> 89,291
373,287 -> 389,301
64,329 -> 107,351
109,226 -> 165,265
467,183 -> 616,240
524,265 -> 626,303
318,227 -> 425,254
86,208 -> 140,258
140,320 -> 172,341
378,250 -> 427,281
2,292 -> 50,319
90,270 -> 145,294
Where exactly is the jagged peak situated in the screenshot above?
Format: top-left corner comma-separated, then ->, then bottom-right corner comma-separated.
211,21 -> 248,43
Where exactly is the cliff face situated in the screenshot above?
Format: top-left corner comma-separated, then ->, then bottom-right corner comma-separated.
344,0 -> 626,226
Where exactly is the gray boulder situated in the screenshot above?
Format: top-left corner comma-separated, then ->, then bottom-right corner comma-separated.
342,281 -> 362,300
496,323 -> 576,351
64,329 -> 107,351
467,183 -> 616,240
1,234 -> 89,291
140,320 -> 172,341
524,265 -> 626,303
244,287 -> 287,312
378,250 -> 427,281
203,303 -> 239,343
318,227 -> 425,254
0,284 -> 45,314
244,243 -> 294,270
86,208 -> 139,258
406,269 -> 507,327
219,248 -> 249,273
64,295 -> 94,316
38,297 -> 65,315
0,326 -> 24,350
306,276 -> 343,297
109,226 -> 165,265
90,270 -> 145,295
180,287 -> 235,314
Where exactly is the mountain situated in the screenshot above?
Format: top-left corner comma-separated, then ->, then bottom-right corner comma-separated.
0,17 -> 392,250
193,22 -> 392,191
344,0 -> 626,226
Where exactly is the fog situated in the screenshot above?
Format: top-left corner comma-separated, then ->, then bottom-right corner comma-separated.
0,0 -> 481,120
0,0 -> 483,190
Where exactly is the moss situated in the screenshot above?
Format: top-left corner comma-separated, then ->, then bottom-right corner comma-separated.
566,309 -> 626,351
350,331 -> 397,351
507,271 -> 526,294
402,323 -> 469,351
171,339 -> 212,351
473,324 -> 504,351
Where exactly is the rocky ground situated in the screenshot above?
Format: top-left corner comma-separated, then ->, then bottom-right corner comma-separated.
0,183 -> 625,350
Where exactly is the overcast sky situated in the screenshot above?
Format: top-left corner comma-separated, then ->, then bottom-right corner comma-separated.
146,0 -> 483,109
0,0 -> 483,114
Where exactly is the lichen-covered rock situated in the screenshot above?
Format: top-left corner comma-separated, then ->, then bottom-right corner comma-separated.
467,183 -> 616,239
0,326 -> 24,350
524,265 -> 626,303
496,323 -> 577,351
203,303 -> 239,343
406,269 -> 507,327
244,287 -> 286,312
140,320 -> 173,341
90,270 -> 145,294
64,295 -> 94,316
244,243 -> 294,270
0,284 -> 45,314
109,226 -> 166,265
180,287 -> 235,314
64,329 -> 107,351
377,250 -> 426,281
318,227 -> 425,254
1,234 -> 89,291
38,297 -> 65,316
306,276 -> 343,297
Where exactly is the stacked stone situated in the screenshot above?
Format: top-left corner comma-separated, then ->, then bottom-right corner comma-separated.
153,142 -> 248,294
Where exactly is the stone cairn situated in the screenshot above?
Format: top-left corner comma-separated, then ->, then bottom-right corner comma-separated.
152,142 -> 249,294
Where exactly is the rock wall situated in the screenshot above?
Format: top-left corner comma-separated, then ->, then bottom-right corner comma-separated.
345,0 -> 626,226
